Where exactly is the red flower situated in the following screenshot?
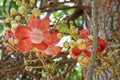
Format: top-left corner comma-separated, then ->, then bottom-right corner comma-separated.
71,46 -> 82,56
15,16 -> 50,53
79,29 -> 89,39
84,38 -> 106,57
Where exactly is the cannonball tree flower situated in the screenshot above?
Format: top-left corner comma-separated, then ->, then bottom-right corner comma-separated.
15,16 -> 50,53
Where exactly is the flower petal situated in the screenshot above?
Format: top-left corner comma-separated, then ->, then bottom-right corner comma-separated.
18,38 -> 34,53
39,16 -> 50,32
43,46 -> 55,56
27,16 -> 40,29
97,38 -> 106,53
43,46 -> 62,56
43,31 -> 53,45
35,42 -> 48,51
84,44 -> 92,57
54,46 -> 62,55
79,29 -> 89,39
15,25 -> 31,40
51,30 -> 60,43
72,46 -> 82,56
84,50 -> 91,57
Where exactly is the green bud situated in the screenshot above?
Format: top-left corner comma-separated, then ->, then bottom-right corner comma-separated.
10,8 -> 17,15
15,16 -> 21,22
30,0 -> 35,7
16,1 -> 22,6
5,18 -> 11,23
63,41 -> 69,48
30,0 -> 35,4
11,23 -> 19,33
18,6 -> 27,15
32,8 -> 40,17
11,20 -> 17,25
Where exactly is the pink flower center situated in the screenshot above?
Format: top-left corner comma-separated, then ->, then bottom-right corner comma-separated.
30,29 -> 44,44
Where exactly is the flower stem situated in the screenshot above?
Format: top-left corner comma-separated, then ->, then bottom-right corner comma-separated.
36,52 -> 55,80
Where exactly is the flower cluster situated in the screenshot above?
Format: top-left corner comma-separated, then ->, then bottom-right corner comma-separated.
15,16 -> 62,56
69,29 -> 106,66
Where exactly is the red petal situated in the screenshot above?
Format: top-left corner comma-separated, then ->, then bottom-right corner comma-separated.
15,25 -> 31,40
72,46 -> 82,56
43,46 -> 62,56
18,38 -> 34,53
35,42 -> 48,51
43,31 -> 53,45
51,30 -> 60,43
84,50 -> 91,57
97,38 -> 106,53
54,46 -> 62,55
39,16 -> 50,32
79,29 -> 89,39
43,46 -> 55,56
27,16 -> 40,29
84,44 -> 92,57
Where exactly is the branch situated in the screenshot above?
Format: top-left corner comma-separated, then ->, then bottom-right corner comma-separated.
41,5 -> 90,13
85,0 -> 98,80
0,65 -> 24,78
8,0 -> 13,14
40,1 -> 72,9
2,0 -> 6,14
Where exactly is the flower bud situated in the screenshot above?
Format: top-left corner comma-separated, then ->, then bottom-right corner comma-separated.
5,18 -> 11,23
69,40 -> 76,48
57,33 -> 63,39
15,16 -> 21,22
63,41 -> 69,48
32,8 -> 40,17
18,6 -> 27,15
10,8 -> 17,15
11,23 -> 19,33
16,1 -> 22,6
11,20 -> 17,25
